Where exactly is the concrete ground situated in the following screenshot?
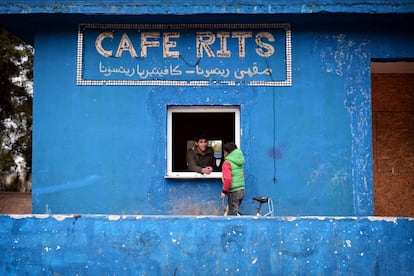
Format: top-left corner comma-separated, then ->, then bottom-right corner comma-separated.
0,192 -> 32,214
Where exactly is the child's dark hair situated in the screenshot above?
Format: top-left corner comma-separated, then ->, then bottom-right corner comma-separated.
223,142 -> 238,154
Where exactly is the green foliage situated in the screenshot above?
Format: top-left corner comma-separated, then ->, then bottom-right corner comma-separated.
0,27 -> 33,178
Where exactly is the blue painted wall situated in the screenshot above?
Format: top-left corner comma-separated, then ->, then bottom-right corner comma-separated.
25,13 -> 414,215
1,1 -> 413,275
1,215 -> 413,275
1,0 -> 414,15
28,15 -> 414,216
0,1 -> 412,216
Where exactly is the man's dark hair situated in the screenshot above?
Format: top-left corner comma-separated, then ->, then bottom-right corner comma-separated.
195,134 -> 208,141
223,142 -> 237,154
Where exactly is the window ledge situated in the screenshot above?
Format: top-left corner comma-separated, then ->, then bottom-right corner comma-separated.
165,172 -> 222,179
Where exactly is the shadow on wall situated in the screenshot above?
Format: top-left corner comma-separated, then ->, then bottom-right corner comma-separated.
168,198 -> 224,216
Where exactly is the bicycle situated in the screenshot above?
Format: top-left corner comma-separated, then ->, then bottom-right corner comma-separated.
252,196 -> 274,217
222,196 -> 274,216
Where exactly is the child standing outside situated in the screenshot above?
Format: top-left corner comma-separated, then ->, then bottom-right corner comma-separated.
221,142 -> 245,216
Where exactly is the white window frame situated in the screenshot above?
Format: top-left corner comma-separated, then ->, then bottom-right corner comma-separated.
166,106 -> 241,179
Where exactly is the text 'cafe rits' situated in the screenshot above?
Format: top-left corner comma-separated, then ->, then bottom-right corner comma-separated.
95,31 -> 276,59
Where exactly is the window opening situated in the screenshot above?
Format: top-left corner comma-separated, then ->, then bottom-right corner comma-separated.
167,106 -> 240,178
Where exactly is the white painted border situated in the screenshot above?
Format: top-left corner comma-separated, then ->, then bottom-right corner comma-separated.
76,23 -> 292,87
166,106 -> 240,179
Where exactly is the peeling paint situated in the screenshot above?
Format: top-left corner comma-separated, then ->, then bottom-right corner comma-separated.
53,215 -> 73,221
9,214 -> 33,219
34,214 -> 49,219
367,216 -> 398,222
108,215 -> 121,221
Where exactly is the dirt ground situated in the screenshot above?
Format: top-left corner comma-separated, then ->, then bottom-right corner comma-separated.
0,192 -> 32,214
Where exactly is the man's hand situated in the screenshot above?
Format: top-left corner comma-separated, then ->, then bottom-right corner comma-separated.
221,192 -> 226,199
202,166 -> 213,174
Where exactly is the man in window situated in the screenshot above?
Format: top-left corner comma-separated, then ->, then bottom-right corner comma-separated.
186,135 -> 216,174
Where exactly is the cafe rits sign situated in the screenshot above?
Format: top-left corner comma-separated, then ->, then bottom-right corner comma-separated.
77,23 -> 292,86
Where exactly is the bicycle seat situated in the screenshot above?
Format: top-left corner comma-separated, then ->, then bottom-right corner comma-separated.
253,197 -> 269,203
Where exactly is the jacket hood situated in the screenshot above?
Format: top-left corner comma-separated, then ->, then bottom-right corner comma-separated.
225,149 -> 245,166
